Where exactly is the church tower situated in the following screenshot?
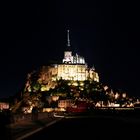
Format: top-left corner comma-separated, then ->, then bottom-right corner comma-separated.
56,30 -> 99,82
63,30 -> 73,63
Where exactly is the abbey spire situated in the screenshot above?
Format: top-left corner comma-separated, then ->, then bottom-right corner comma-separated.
63,30 -> 85,64
67,30 -> 71,47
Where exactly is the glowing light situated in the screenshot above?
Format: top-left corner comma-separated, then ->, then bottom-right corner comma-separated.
115,93 -> 119,99
79,87 -> 84,90
122,93 -> 126,98
41,86 -> 47,91
72,82 -> 78,86
80,82 -> 84,86
54,108 -> 66,112
43,108 -> 53,112
58,99 -> 74,108
0,102 -> 9,110
95,102 -> 101,107
104,86 -> 108,91
51,96 -> 59,101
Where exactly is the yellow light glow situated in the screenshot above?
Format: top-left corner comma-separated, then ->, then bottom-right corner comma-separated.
41,86 -> 47,91
51,96 -> 59,101
80,82 -> 84,86
57,64 -> 99,82
43,108 -> 53,112
72,82 -> 78,86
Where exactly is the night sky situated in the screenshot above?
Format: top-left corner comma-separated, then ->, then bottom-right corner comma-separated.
1,1 -> 140,98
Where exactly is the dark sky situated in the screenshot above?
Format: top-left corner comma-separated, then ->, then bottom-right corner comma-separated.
1,1 -> 140,98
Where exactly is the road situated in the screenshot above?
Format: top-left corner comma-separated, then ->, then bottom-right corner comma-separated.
23,115 -> 140,140
0,112 -> 61,140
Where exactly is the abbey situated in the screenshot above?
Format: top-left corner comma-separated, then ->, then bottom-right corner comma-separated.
26,30 -> 100,92
50,30 -> 99,82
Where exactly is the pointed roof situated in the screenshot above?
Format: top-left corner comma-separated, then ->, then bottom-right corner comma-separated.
66,30 -> 71,51
91,65 -> 95,71
67,30 -> 70,47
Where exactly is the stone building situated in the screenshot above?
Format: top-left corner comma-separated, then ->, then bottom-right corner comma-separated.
50,30 -> 99,82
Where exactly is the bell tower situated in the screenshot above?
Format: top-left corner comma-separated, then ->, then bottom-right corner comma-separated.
63,30 -> 73,63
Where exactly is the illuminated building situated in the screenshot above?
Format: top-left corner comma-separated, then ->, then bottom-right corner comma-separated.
26,30 -> 99,92
51,30 -> 99,82
0,102 -> 9,110
58,99 -> 74,108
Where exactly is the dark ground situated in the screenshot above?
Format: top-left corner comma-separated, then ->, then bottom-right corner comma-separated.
0,110 -> 13,140
1,110 -> 140,140
24,115 -> 140,140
